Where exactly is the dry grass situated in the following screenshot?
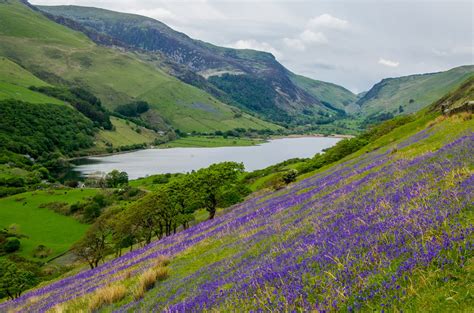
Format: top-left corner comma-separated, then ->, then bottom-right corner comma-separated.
155,255 -> 171,267
88,284 -> 127,311
154,266 -> 170,281
123,269 -> 133,279
47,304 -> 65,313
134,264 -> 170,300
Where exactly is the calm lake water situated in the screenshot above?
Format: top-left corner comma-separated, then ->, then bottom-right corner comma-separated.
72,137 -> 341,180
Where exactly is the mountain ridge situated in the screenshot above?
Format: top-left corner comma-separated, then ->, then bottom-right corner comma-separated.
37,4 -> 357,126
354,65 -> 474,115
0,0 -> 279,133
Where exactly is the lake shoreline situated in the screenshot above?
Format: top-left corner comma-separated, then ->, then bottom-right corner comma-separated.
68,134 -> 350,161
271,133 -> 354,139
69,137 -> 342,180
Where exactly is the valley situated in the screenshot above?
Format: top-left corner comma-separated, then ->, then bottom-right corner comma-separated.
0,0 -> 472,311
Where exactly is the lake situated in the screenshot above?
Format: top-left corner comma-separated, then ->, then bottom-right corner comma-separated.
71,137 -> 341,180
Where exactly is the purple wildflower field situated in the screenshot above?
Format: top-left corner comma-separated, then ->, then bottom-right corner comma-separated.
2,128 -> 473,312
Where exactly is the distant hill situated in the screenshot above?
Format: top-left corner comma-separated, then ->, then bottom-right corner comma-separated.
0,0 -> 278,133
355,65 -> 474,116
289,73 -> 357,111
38,4 -> 357,126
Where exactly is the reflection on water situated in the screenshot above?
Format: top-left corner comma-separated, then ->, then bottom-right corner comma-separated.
70,137 -> 340,180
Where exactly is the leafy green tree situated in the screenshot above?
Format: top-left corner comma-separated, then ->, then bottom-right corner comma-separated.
105,170 -> 129,188
83,203 -> 101,223
165,175 -> 199,229
72,213 -> 113,269
0,259 -> 36,299
116,195 -> 162,245
282,169 -> 298,184
193,162 -> 245,219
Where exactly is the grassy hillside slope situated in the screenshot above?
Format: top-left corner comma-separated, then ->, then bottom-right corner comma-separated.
355,65 -> 474,116
0,57 -> 64,104
93,117 -> 159,150
290,73 -> 357,111
2,82 -> 472,312
0,0 -> 278,132
0,189 -> 97,260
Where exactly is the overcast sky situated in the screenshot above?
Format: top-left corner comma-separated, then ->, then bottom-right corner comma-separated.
32,0 -> 473,93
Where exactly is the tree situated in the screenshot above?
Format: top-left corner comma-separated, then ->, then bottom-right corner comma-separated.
72,213 -> 113,269
282,169 -> 298,184
193,162 -> 245,219
105,170 -> 129,188
0,259 -> 36,299
116,195 -> 163,246
165,175 -> 199,229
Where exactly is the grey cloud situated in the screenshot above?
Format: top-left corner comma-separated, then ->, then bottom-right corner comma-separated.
32,0 -> 473,92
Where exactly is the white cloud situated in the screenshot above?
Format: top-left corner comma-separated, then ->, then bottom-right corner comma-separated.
226,39 -> 282,59
307,14 -> 349,30
283,30 -> 327,51
431,48 -> 449,57
129,8 -> 176,21
299,30 -> 328,44
378,58 -> 400,67
283,37 -> 306,51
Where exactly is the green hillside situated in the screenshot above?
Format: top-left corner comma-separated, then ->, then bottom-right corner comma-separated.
290,73 -> 357,111
94,117 -> 160,149
1,79 -> 472,312
0,189 -> 97,259
356,65 -> 474,116
0,0 -> 278,132
0,57 -> 64,104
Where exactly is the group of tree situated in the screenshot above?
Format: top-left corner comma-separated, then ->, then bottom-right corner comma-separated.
0,259 -> 36,300
30,86 -> 113,130
114,101 -> 150,117
0,99 -> 95,159
81,170 -> 129,189
0,99 -> 96,197
73,162 -> 247,268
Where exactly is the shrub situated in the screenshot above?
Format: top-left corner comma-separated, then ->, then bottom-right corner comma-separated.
282,169 -> 298,184
32,245 -> 52,258
69,201 -> 85,214
3,238 -> 20,253
83,203 -> 101,223
39,201 -> 69,215
64,180 -> 79,188
5,177 -> 26,187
